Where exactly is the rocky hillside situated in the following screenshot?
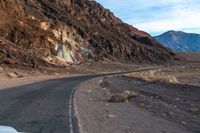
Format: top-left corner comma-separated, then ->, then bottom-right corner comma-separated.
0,0 -> 177,67
155,31 -> 200,52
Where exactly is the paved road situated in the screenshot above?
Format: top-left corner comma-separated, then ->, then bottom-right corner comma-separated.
0,68 -> 157,133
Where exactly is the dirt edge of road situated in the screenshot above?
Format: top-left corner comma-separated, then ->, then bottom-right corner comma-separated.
74,73 -> 199,133
0,73 -> 83,90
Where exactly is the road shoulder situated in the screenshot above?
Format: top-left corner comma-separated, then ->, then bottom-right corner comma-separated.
74,76 -> 197,133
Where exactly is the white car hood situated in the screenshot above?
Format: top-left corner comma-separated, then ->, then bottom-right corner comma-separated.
0,126 -> 20,133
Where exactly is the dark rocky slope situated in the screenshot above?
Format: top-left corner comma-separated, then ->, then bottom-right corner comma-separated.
0,0 -> 177,67
155,31 -> 200,52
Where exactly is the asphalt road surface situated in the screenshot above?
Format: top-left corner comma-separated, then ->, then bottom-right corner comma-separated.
0,68 -> 157,133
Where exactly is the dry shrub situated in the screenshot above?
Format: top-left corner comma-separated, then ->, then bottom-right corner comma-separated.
125,70 -> 179,84
156,75 -> 178,84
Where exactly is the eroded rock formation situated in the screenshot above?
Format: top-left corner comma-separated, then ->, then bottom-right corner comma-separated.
0,0 -> 178,67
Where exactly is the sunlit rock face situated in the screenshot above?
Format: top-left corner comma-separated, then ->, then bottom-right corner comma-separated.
39,23 -> 92,65
0,0 -> 93,66
0,0 -> 178,67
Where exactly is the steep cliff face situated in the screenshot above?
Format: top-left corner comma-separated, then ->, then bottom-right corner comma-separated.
0,0 -> 177,67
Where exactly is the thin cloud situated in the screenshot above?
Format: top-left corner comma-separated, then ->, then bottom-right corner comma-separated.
96,0 -> 200,35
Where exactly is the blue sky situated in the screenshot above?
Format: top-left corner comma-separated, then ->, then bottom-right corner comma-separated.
96,0 -> 200,36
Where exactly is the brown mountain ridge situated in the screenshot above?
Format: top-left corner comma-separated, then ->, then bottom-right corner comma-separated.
0,0 -> 178,67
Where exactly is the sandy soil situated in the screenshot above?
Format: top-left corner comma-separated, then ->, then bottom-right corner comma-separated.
0,70 -> 75,90
0,61 -> 138,89
72,60 -> 140,74
0,64 -> 79,89
177,52 -> 200,62
0,61 -> 140,89
161,66 -> 200,86
74,69 -> 200,133
125,66 -> 200,87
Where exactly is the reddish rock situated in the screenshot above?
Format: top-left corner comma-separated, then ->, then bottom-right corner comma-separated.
0,0 -> 179,68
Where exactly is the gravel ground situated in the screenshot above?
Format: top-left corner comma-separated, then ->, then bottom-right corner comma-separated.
0,61 -> 140,89
74,76 -> 200,133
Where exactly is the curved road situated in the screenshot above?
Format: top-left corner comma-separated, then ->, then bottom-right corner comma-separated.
0,68 -> 157,133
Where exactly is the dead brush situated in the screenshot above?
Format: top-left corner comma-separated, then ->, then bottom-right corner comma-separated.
125,70 -> 179,84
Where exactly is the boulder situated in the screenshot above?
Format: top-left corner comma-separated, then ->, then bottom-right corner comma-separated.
109,90 -> 137,103
109,95 -> 127,103
121,91 -> 137,99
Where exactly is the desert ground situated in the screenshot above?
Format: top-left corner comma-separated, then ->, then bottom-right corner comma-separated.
0,1 -> 199,133
177,52 -> 200,62
0,53 -> 200,133
75,62 -> 200,133
0,60 -> 139,89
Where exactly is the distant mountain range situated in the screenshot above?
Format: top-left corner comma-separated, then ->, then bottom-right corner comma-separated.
154,31 -> 200,52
